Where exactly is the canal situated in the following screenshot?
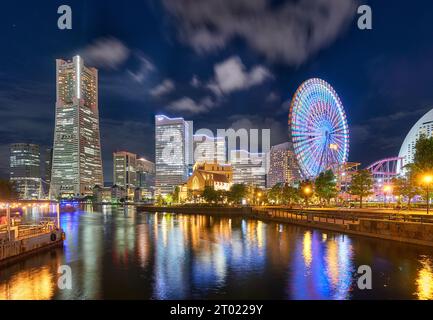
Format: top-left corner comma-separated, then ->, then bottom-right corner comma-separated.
1,205 -> 433,300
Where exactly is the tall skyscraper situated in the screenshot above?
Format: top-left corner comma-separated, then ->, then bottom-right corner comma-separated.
50,56 -> 103,198
43,148 -> 53,197
44,148 -> 53,184
136,157 -> 156,199
193,134 -> 226,164
113,151 -> 137,193
10,143 -> 42,199
155,115 -> 192,195
231,150 -> 267,188
267,142 -> 301,188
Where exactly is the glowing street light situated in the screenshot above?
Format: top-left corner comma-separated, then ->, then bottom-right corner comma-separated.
422,174 -> 433,214
383,184 -> 393,207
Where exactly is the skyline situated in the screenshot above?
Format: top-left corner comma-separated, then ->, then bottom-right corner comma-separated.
2,1 -> 433,183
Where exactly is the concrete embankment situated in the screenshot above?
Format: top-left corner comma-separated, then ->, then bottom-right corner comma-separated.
348,219 -> 433,247
252,208 -> 433,247
137,205 -> 433,247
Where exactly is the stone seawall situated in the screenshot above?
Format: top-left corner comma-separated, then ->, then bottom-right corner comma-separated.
136,206 -> 433,247
348,219 -> 433,247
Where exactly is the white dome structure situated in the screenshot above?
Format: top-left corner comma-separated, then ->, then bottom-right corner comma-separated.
397,108 -> 433,173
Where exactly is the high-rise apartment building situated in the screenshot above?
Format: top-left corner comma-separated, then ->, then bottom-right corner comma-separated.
231,150 -> 267,188
155,115 -> 192,195
10,143 -> 42,199
113,151 -> 137,192
193,134 -> 226,164
50,56 -> 103,198
45,148 -> 53,184
136,157 -> 156,200
267,142 -> 301,188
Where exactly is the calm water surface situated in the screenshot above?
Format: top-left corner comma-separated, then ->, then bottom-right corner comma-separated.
1,205 -> 433,300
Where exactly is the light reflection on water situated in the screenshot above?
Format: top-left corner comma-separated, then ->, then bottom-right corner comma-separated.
1,205 -> 433,300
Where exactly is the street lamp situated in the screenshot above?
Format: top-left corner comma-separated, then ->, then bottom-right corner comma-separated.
422,174 -> 433,214
302,186 -> 312,207
383,184 -> 393,207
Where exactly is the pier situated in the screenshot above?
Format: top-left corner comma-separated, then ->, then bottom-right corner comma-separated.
0,203 -> 64,267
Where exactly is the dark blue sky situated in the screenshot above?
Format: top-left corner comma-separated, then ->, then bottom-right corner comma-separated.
1,0 -> 433,182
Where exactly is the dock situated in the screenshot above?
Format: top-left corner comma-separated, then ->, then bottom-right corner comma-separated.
0,204 -> 64,267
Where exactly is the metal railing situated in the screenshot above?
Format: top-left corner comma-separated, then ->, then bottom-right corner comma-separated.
253,208 -> 433,226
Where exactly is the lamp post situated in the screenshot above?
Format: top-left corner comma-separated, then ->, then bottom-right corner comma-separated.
383,185 -> 392,208
422,175 -> 433,214
303,186 -> 312,207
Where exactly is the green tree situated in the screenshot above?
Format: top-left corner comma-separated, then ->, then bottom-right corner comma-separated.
172,186 -> 180,204
0,180 -> 18,201
315,170 -> 338,205
282,184 -> 300,205
268,183 -> 283,204
164,194 -> 173,205
202,186 -> 218,203
155,194 -> 164,206
392,173 -> 419,208
412,134 -> 433,173
299,180 -> 314,206
228,184 -> 247,205
349,170 -> 373,208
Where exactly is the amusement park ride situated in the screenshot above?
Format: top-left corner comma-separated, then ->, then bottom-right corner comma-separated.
366,157 -> 403,200
289,78 -> 350,180
288,78 -> 403,203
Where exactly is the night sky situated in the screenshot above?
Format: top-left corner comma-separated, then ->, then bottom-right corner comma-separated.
1,0 -> 433,183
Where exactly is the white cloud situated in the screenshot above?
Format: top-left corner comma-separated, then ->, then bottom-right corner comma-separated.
163,0 -> 357,65
149,79 -> 175,97
168,96 -> 215,114
127,54 -> 156,83
80,37 -> 130,70
190,75 -> 201,88
208,56 -> 272,95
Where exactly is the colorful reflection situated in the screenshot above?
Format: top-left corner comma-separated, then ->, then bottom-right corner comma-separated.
1,206 -> 433,300
415,257 -> 433,300
0,267 -> 54,300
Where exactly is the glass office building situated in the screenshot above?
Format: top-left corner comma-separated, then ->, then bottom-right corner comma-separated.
10,143 -> 42,199
231,150 -> 267,188
155,115 -> 192,195
113,151 -> 137,194
193,134 -> 226,164
50,56 -> 103,198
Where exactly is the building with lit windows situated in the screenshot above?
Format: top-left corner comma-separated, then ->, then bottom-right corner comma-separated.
155,115 -> 192,195
113,151 -> 137,198
44,148 -> 53,196
9,143 -> 42,199
50,56 -> 103,198
398,108 -> 433,173
231,150 -> 267,188
179,162 -> 233,202
266,142 -> 301,188
193,134 -> 226,164
136,157 -> 155,200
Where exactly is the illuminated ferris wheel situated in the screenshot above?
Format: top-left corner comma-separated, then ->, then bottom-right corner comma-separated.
289,78 -> 349,178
